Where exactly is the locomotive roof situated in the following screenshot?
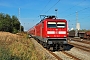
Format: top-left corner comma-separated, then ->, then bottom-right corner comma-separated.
36,18 -> 66,26
36,16 -> 66,25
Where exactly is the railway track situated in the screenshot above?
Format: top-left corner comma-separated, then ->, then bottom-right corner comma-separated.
46,49 -> 62,60
72,39 -> 90,44
53,51 -> 80,60
61,51 -> 80,60
68,37 -> 90,44
48,50 -> 81,60
43,43 -> 79,59
46,41 -> 90,60
69,42 -> 90,52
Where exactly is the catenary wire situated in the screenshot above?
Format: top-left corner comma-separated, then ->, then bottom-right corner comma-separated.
60,0 -> 87,14
64,6 -> 90,17
45,0 -> 60,14
40,0 -> 51,13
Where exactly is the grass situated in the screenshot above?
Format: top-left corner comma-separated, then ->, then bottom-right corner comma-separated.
0,32 -> 45,60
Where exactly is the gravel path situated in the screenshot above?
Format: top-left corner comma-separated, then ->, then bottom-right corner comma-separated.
30,38 -> 57,60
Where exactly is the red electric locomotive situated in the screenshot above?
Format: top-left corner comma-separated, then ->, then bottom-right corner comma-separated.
28,16 -> 68,50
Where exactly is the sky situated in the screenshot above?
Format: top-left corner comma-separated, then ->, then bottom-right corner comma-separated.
0,0 -> 90,31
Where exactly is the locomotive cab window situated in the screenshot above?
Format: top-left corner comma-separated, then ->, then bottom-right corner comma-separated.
47,22 -> 56,28
57,22 -> 66,28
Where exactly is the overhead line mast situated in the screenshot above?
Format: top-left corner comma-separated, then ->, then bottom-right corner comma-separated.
75,11 -> 78,37
19,8 -> 21,32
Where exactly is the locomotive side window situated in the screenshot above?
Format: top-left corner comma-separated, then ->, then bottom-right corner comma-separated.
47,22 -> 56,28
57,22 -> 66,28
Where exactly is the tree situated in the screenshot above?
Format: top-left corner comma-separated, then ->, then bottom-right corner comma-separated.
0,13 -> 6,31
11,15 -> 20,33
4,14 -> 12,32
0,13 -> 24,33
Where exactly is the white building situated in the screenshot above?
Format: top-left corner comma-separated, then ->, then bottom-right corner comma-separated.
76,23 -> 80,30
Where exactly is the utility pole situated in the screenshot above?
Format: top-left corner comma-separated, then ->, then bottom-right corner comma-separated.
55,9 -> 58,18
75,11 -> 78,37
19,8 -> 21,33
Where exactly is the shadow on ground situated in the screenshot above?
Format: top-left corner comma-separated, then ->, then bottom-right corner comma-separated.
64,44 -> 74,51
52,44 -> 74,52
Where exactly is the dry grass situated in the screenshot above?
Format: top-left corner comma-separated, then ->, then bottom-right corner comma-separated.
0,32 -> 45,60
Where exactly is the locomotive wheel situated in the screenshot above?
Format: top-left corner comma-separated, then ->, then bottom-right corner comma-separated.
55,44 -> 58,50
59,45 -> 64,51
49,47 -> 54,51
40,41 -> 43,45
46,44 -> 50,49
37,39 -> 40,43
43,42 -> 47,48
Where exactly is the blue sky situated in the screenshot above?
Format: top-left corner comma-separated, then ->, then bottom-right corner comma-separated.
0,0 -> 90,31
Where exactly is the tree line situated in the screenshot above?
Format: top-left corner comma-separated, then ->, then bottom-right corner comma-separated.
0,13 -> 24,33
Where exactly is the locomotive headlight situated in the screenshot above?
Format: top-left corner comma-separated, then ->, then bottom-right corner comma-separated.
64,35 -> 66,37
47,36 -> 49,37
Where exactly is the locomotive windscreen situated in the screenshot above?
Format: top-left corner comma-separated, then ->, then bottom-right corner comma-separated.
57,22 -> 66,28
47,22 -> 66,28
47,22 -> 56,28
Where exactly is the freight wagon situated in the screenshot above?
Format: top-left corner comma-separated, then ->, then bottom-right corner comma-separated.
69,30 -> 90,40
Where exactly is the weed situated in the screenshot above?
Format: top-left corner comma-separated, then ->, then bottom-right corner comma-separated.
0,32 -> 45,60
